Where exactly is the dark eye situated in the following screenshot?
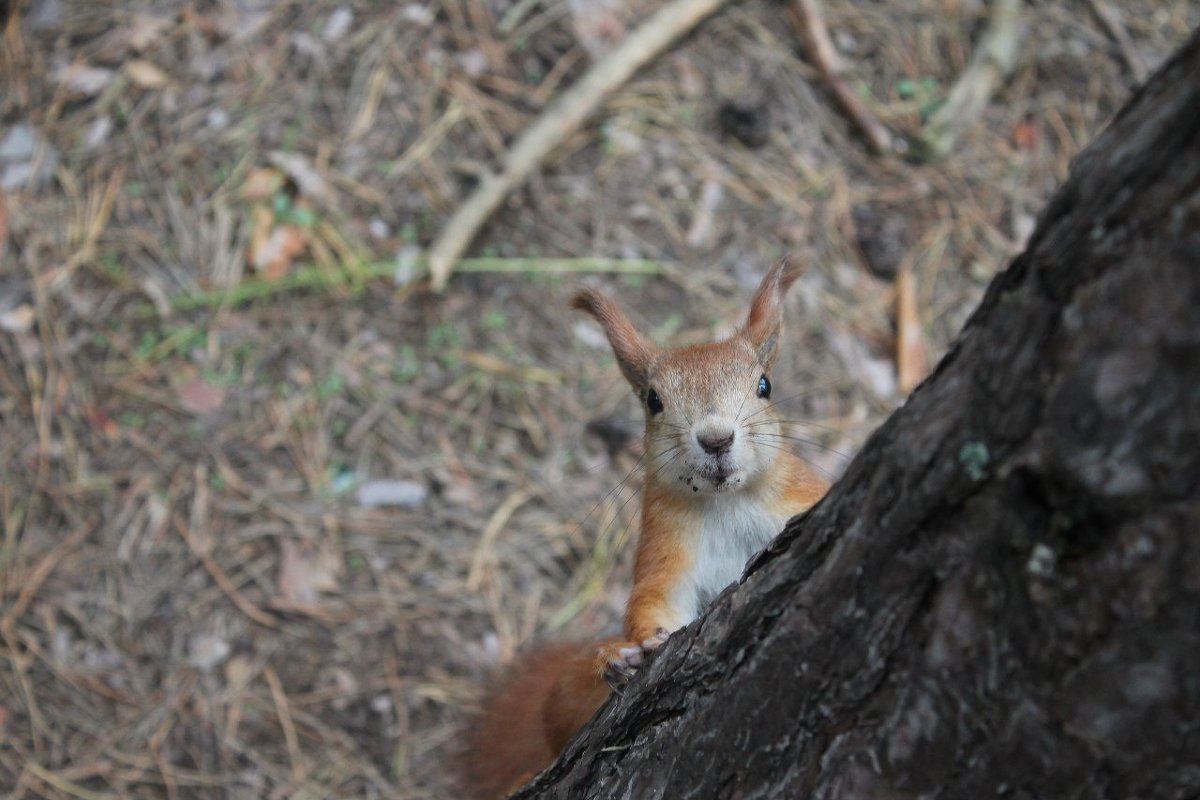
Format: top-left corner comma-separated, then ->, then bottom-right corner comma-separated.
757,375 -> 771,399
646,388 -> 664,415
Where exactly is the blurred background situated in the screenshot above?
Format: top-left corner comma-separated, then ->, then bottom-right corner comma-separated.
0,0 -> 1195,796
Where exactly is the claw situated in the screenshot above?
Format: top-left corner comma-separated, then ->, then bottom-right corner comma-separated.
602,644 -> 646,690
642,628 -> 670,651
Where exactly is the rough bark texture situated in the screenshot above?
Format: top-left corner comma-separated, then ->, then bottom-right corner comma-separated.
514,28 -> 1200,800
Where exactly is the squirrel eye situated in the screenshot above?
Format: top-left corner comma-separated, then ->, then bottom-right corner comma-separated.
757,375 -> 771,399
646,388 -> 664,415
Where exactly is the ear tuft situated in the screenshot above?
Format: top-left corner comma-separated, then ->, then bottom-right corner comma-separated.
744,256 -> 804,369
571,288 -> 656,391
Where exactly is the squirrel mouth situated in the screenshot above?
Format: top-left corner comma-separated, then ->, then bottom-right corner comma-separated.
699,460 -> 738,487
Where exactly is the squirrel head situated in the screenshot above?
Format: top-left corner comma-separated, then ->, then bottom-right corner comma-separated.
572,258 -> 804,496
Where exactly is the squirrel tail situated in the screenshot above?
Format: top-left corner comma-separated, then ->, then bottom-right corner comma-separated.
460,640 -> 613,799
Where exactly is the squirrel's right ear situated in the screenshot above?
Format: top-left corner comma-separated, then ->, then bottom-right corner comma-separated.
744,256 -> 804,370
571,288 -> 655,392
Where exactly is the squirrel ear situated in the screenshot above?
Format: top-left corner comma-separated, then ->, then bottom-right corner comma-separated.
571,288 -> 656,391
744,257 -> 804,369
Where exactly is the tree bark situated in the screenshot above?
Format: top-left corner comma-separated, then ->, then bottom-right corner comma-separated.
515,28 -> 1200,800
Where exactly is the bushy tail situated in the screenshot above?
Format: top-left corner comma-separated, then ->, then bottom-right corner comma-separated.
460,640 -> 613,799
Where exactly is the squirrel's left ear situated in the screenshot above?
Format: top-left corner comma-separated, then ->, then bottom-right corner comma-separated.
744,257 -> 804,369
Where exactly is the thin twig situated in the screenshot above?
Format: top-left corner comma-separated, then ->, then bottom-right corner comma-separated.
911,0 -> 1023,161
467,488 -> 531,591
174,513 -> 278,628
263,665 -> 306,784
788,0 -> 894,155
1087,0 -> 1148,83
1,521 -> 97,635
426,0 -> 732,290
22,758 -> 118,800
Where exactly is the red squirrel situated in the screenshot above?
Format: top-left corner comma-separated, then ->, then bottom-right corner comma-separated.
462,258 -> 829,798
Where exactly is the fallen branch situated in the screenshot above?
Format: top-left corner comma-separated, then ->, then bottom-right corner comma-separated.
911,0 -> 1022,161
788,0 -> 894,155
425,0 -> 732,291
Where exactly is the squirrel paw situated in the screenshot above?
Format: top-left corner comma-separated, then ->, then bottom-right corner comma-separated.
599,629 -> 671,691
602,644 -> 644,691
641,627 -> 670,652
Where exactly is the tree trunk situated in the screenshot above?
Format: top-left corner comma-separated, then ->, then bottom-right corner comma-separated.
515,28 -> 1200,800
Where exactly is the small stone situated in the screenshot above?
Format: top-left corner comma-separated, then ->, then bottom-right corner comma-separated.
0,124 -> 60,190
188,634 -> 232,672
356,479 -> 428,509
0,124 -> 38,161
322,7 -> 354,42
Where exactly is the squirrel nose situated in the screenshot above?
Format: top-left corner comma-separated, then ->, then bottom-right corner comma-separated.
697,429 -> 735,455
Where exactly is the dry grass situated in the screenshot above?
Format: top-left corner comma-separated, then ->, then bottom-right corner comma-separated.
0,0 -> 1194,796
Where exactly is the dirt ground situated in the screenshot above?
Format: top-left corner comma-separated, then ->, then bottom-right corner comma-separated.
0,1 -> 1195,797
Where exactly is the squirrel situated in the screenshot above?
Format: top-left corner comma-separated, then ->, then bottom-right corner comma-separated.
462,258 -> 829,799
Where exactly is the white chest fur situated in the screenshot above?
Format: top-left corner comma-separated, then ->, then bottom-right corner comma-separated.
669,494 -> 786,623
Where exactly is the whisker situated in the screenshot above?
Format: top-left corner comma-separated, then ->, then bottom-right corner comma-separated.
749,440 -> 840,482
572,452 -> 647,536
740,387 -> 830,423
743,417 -> 849,437
746,432 -> 855,460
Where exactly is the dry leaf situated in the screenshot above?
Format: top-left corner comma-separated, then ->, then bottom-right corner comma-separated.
54,63 -> 115,95
224,655 -> 256,691
241,167 -> 285,201
188,633 -> 231,672
277,538 -> 340,604
267,151 -> 329,200
84,404 -> 119,439
254,225 -> 307,280
567,0 -> 627,60
896,266 -> 929,395
0,304 -> 34,334
127,15 -> 170,50
247,204 -> 308,280
126,59 -> 169,88
441,468 -> 482,511
176,376 -> 227,415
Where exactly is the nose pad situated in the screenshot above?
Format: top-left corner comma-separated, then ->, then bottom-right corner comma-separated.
696,428 -> 735,455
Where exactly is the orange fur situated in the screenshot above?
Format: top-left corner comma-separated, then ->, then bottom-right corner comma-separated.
461,641 -> 613,799
463,259 -> 829,798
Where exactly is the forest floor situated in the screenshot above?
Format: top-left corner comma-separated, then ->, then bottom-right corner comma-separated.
0,1 -> 1195,797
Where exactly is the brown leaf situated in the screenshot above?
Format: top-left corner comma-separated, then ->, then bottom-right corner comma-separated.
254,225 -> 308,281
175,377 -> 227,416
84,404 -> 120,439
896,266 -> 929,395
240,167 -> 285,202
125,59 -> 169,89
127,14 -> 171,51
567,0 -> 628,60
277,538 -> 340,604
247,205 -> 308,280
